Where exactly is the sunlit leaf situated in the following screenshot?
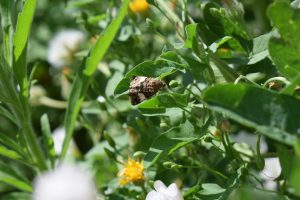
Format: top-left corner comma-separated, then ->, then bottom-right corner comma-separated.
203,83 -> 300,146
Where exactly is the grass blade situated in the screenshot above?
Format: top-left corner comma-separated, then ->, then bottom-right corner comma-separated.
41,114 -> 56,169
61,0 -> 130,160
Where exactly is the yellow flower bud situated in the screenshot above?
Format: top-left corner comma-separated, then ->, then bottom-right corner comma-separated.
130,0 -> 150,13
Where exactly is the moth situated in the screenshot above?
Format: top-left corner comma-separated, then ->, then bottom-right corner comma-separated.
129,76 -> 166,105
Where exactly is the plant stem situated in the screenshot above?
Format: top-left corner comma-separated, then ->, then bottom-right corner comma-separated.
20,96 -> 47,171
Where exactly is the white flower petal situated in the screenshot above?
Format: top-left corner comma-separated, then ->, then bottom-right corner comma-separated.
147,180 -> 183,200
154,180 -> 167,191
32,165 -> 97,200
146,191 -> 163,200
261,157 -> 281,179
52,127 -> 77,155
47,30 -> 85,68
259,157 -> 282,190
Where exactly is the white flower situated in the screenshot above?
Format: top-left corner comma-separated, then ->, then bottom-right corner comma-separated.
32,165 -> 97,200
146,180 -> 184,200
259,157 -> 282,190
47,30 -> 85,68
52,127 -> 77,155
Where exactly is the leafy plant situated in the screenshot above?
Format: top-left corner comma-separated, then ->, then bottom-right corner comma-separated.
1,0 -> 300,199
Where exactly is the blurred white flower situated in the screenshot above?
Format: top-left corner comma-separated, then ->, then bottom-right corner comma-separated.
47,30 -> 85,68
97,96 -> 106,103
146,180 -> 183,200
52,127 -> 77,156
259,157 -> 282,190
32,165 -> 97,200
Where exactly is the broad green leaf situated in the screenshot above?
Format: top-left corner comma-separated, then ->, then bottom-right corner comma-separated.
203,3 -> 224,36
277,145 -> 293,179
290,156 -> 300,196
41,114 -> 56,168
197,183 -> 225,196
144,120 -> 199,168
0,161 -> 32,192
247,32 -> 271,64
210,55 -> 239,83
182,55 -> 213,83
205,2 -> 249,40
61,0 -> 130,160
268,1 -> 300,80
138,93 -> 189,115
203,84 -> 300,146
228,187 -> 286,200
158,51 -> 189,69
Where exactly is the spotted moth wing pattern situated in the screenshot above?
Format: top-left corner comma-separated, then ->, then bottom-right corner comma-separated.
129,76 -> 166,105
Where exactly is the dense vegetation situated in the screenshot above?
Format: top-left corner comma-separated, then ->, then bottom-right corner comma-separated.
1,0 -> 300,199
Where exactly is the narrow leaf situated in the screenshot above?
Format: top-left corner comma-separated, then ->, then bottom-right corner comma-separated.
41,114 -> 56,168
13,0 -> 38,88
61,0 -> 130,160
0,161 -> 32,192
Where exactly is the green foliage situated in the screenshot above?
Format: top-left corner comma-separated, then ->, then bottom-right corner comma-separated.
203,83 -> 300,146
268,1 -> 300,80
1,0 -> 300,199
61,0 -> 130,159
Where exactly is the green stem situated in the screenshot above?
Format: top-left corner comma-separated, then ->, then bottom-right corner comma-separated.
21,97 -> 47,170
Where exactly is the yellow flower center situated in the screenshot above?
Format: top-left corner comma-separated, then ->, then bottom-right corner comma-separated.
129,0 -> 150,13
118,158 -> 145,185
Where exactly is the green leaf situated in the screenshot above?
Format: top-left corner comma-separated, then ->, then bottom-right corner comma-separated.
158,51 -> 189,69
138,93 -> 189,115
184,23 -> 207,61
0,132 -> 28,159
281,74 -> 300,95
0,161 -> 32,192
209,36 -> 232,53
268,1 -> 300,80
0,0 -> 15,65
114,58 -> 183,97
0,145 -> 23,162
0,105 -> 17,124
228,187 -> 286,200
184,23 -> 198,49
144,120 -> 198,168
203,83 -> 300,146
205,2 -> 249,40
197,183 -> 226,196
277,145 -> 293,179
41,114 -> 56,168
61,0 -> 130,160
0,192 -> 31,200
13,0 -> 38,92
247,32 -> 271,65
